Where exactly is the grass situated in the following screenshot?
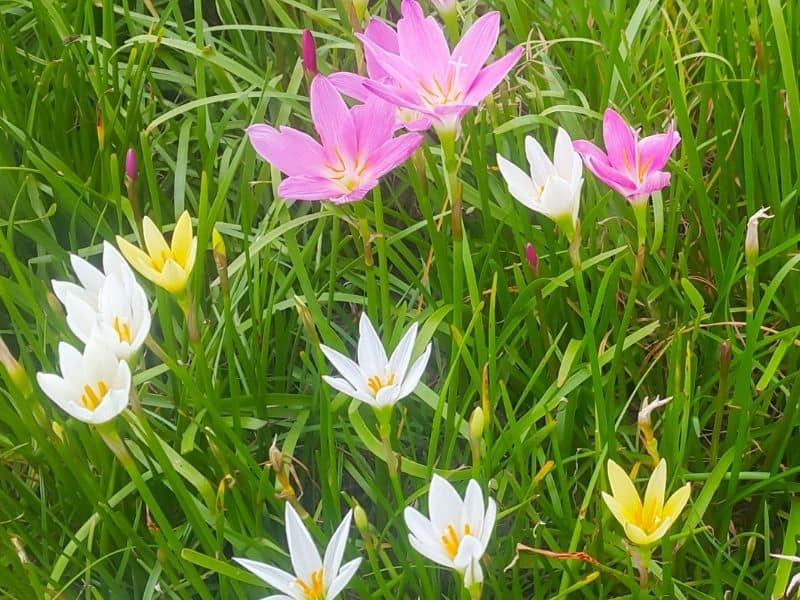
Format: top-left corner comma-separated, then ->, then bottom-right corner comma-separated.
1,0 -> 799,598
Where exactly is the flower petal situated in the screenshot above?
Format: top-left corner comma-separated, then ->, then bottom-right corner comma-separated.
428,473 -> 463,532
366,132 -> 423,178
602,109 -> 638,173
328,71 -> 372,103
70,254 -> 104,294
357,313 -> 388,379
524,135 -> 555,188
632,170 -> 671,200
553,127 -> 579,181
637,125 -> 680,174
322,376 -> 375,406
496,153 -> 538,210
326,557 -> 361,600
398,343 -> 431,398
462,479 -> 485,539
351,97 -> 396,156
642,459 -> 667,518
142,216 -> 170,268
170,211 -> 193,268
320,345 -> 365,391
463,45 -> 524,106
323,510 -> 353,588
601,491 -> 635,527
284,502 -> 322,581
310,76 -> 357,162
233,557 -> 297,596
247,124 -> 325,177
277,175 -> 345,202
480,497 -> 496,550
387,323 -> 418,383
396,0 -> 450,83
662,482 -> 691,521
451,12 -> 500,86
606,459 -> 642,515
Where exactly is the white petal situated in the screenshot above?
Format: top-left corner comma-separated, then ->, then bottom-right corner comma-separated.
408,532 -> 453,568
323,510 -> 353,589
387,322 -> 417,383
57,341 -> 84,376
428,474 -> 464,533
398,343 -> 431,399
52,280 -> 95,309
86,387 -> 129,424
70,254 -> 104,294
319,345 -> 366,391
524,135 -> 555,188
462,480 -> 485,539
284,503 -> 322,581
326,557 -> 361,599
553,128 -> 575,180
102,241 -> 136,282
233,557 -> 297,595
374,383 -> 401,407
537,177 -> 577,222
357,313 -> 388,377
480,497 -> 497,550
453,535 -> 485,570
496,154 -> 538,210
322,375 -> 376,405
404,507 -> 443,555
62,295 -> 99,344
83,336 -> 122,384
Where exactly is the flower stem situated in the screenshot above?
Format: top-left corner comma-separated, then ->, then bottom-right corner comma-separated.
372,187 -> 391,327
376,409 -> 403,502
568,226 -> 611,452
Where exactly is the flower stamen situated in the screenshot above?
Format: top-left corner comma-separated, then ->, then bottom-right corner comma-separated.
113,316 -> 132,343
81,380 -> 109,411
295,568 -> 325,599
366,372 -> 396,395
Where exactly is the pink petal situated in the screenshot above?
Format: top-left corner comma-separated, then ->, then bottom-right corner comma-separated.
333,181 -> 378,203
581,152 -> 638,197
363,79 -> 427,114
397,0 -> 451,83
403,115 -> 432,131
351,97 -> 396,155
246,124 -> 324,177
359,34 -> 422,92
368,133 -> 424,177
631,170 -> 672,200
463,45 -> 524,106
328,71 -> 371,103
310,76 -> 358,161
363,19 -> 400,80
451,12 -> 500,87
572,139 -> 608,166
602,109 -> 638,173
278,175 -> 344,201
637,126 -> 680,173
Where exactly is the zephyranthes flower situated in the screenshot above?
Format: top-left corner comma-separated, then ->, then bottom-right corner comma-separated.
404,474 -> 496,592
116,211 -> 197,294
319,313 -> 431,409
602,458 -> 691,546
247,75 -> 423,203
573,109 -> 680,203
497,128 -> 583,237
52,242 -> 150,361
234,503 -> 361,600
355,0 -> 523,134
36,337 -> 131,425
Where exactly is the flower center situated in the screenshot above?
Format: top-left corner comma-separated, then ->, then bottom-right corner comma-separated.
113,316 -> 132,344
366,372 -> 396,395
81,380 -> 109,411
441,523 -> 472,559
295,568 -> 325,599
325,148 -> 369,193
417,69 -> 464,107
635,495 -> 663,533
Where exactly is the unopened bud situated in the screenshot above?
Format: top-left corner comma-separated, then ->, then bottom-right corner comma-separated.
301,30 -> 318,78
294,295 -> 320,346
96,105 -> 105,151
638,395 -> 672,465
469,406 -> 484,442
0,337 -> 31,397
719,340 -> 731,372
354,503 -> 369,533
212,227 -> 229,297
745,207 -> 772,268
524,242 -> 539,275
125,148 -> 138,181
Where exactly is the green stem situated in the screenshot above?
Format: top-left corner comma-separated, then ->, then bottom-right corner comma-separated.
568,227 -> 611,452
377,408 -> 403,502
372,187 -> 391,327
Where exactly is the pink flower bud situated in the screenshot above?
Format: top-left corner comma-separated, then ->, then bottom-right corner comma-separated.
125,148 -> 137,181
301,29 -> 317,77
525,242 -> 539,273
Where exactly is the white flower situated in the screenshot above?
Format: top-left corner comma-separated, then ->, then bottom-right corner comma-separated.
497,127 -> 583,235
404,474 -> 496,590
320,313 -> 432,408
234,503 -> 361,600
36,337 -> 131,425
772,553 -> 800,597
52,242 -> 150,360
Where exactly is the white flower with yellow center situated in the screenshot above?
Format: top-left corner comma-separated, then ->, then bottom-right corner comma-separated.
404,474 -> 496,591
36,337 -> 131,425
234,503 -> 361,600
52,242 -> 150,361
320,313 -> 432,408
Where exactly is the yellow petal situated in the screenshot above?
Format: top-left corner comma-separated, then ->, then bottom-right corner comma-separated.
624,517 -> 673,546
182,237 -> 198,277
158,259 -> 188,293
602,492 -> 635,527
116,237 -> 157,279
142,216 -> 170,269
607,459 -> 642,514
171,211 -> 194,267
642,459 -> 667,519
663,483 -> 691,521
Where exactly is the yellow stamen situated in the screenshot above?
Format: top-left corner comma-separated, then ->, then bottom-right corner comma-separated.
295,568 -> 324,599
113,316 -> 132,343
81,380 -> 109,411
637,155 -> 653,182
441,523 -> 473,559
366,372 -> 396,395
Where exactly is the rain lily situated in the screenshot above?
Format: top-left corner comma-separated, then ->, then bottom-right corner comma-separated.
354,0 -> 523,134
404,474 -> 496,592
772,553 -> 800,598
602,458 -> 691,546
497,128 -> 583,237
116,211 -> 197,294
247,76 -> 423,203
319,313 -> 431,409
234,503 -> 361,600
328,20 -> 431,132
573,109 -> 680,203
52,242 -> 150,361
36,337 -> 131,425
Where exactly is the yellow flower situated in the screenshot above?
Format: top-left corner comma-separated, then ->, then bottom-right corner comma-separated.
116,211 -> 197,294
601,458 -> 691,546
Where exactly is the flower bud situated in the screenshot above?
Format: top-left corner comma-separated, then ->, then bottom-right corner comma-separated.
469,406 -> 484,442
96,105 -> 105,151
212,227 -> 229,297
301,29 -> 318,78
0,336 -> 32,397
524,242 -> 539,275
745,207 -> 772,268
354,503 -> 369,533
719,340 -> 731,372
125,148 -> 138,181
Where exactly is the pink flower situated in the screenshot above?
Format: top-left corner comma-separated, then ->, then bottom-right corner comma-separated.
246,76 -> 424,203
348,0 -> 523,133
573,109 -> 680,202
329,20 -> 431,132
